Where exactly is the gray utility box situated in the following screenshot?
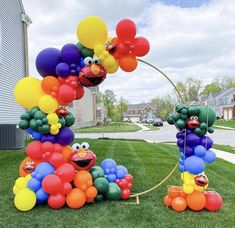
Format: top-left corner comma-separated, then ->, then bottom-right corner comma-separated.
0,124 -> 25,150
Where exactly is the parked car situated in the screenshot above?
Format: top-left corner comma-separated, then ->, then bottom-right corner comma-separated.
152,118 -> 163,127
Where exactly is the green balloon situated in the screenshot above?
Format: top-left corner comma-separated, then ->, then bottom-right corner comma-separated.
181,108 -> 188,115
94,177 -> 109,195
76,42 -> 94,57
188,106 -> 200,116
198,129 -> 206,137
172,114 -> 179,122
200,122 -> 207,130
94,194 -> 104,202
198,106 -> 216,127
176,119 -> 186,129
89,166 -> 105,180
19,120 -> 29,130
208,127 -> 214,133
175,103 -> 185,113
181,114 -> 188,120
194,127 -> 202,135
36,119 -> 43,126
65,113 -> 75,127
38,124 -> 50,134
167,116 -> 174,125
42,118 -> 48,124
29,119 -> 37,131
59,117 -> 66,127
30,106 -> 40,117
34,111 -> 46,120
105,183 -> 121,201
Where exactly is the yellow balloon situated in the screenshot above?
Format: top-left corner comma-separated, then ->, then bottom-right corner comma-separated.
106,63 -> 119,74
47,113 -> 59,125
39,95 -> 58,114
94,44 -> 105,55
77,16 -> 108,49
14,188 -> 36,211
13,175 -> 31,194
14,77 -> 45,109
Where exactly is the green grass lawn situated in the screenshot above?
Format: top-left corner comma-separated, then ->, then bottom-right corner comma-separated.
143,124 -> 160,131
214,144 -> 235,154
0,139 -> 235,227
75,122 -> 142,133
215,120 -> 235,129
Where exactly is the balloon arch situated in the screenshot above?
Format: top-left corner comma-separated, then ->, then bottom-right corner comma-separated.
13,16 -> 222,212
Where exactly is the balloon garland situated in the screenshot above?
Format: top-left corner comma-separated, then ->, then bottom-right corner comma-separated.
13,16 -> 222,212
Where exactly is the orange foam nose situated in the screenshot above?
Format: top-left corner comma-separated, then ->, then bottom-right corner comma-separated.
90,63 -> 100,75
77,149 -> 87,158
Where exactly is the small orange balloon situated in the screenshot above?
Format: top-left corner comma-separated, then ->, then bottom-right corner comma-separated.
163,195 -> 172,207
167,186 -> 181,199
86,187 -> 97,199
179,191 -> 187,199
186,191 -> 206,211
41,76 -> 60,95
171,197 -> 187,212
118,54 -> 138,72
19,157 -> 38,177
66,188 -> 86,209
61,146 -> 73,162
74,170 -> 93,189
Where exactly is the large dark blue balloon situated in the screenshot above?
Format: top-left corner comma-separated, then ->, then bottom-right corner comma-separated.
186,133 -> 200,147
200,136 -> 213,149
61,43 -> 81,64
184,155 -> 205,174
36,48 -> 62,77
55,127 -> 74,145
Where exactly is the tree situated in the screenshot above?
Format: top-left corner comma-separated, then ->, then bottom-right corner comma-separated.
200,82 -> 221,97
216,77 -> 235,90
176,77 -> 202,101
100,90 -> 116,118
116,96 -> 128,121
151,95 -> 174,120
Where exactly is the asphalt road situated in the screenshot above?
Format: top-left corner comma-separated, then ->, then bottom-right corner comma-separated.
75,124 -> 235,146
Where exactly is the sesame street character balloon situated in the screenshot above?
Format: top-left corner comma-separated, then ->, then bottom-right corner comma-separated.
19,157 -> 38,177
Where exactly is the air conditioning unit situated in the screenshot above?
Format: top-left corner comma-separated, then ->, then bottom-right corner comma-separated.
0,124 -> 25,150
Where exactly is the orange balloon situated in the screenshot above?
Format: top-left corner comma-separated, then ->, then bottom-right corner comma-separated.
118,54 -> 138,72
179,191 -> 187,199
186,191 -> 206,211
171,197 -> 187,212
19,157 -> 38,177
66,188 -> 86,209
74,171 -> 93,189
61,146 -> 73,162
163,195 -> 172,207
86,187 -> 97,199
167,186 -> 181,199
41,76 -> 60,96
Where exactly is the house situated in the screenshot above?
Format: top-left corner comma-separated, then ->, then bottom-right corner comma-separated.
123,103 -> 157,122
205,88 -> 235,120
0,0 -> 31,149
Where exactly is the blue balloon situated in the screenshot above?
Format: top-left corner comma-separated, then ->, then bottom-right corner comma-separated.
194,145 -> 206,157
26,128 -> 33,134
200,136 -> 213,150
205,149 -> 216,163
32,131 -> 42,140
186,133 -> 200,147
178,164 -> 185,172
28,178 -> 41,192
61,43 -> 81,64
101,159 -> 117,175
33,162 -> 55,180
177,139 -> 184,148
36,187 -> 48,203
107,174 -> 117,182
116,165 -> 128,179
36,48 -> 62,77
55,127 -> 74,145
56,62 -> 70,77
184,155 -> 205,174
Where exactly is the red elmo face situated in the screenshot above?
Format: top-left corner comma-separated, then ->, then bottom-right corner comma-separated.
19,157 -> 38,177
194,174 -> 208,187
79,57 -> 106,87
69,142 -> 96,171
187,116 -> 200,129
56,106 -> 69,117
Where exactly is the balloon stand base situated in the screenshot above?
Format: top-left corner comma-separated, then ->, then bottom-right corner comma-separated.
123,195 -> 140,205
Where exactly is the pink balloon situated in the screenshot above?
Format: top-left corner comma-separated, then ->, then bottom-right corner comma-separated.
132,37 -> 150,57
54,163 -> 76,183
48,152 -> 64,168
26,141 -> 43,161
48,193 -> 66,209
42,174 -> 62,194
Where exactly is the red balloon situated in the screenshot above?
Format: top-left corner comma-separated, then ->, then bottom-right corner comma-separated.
75,84 -> 84,100
26,141 -> 43,161
54,163 -> 76,183
54,143 -> 63,153
61,182 -> 72,195
118,54 -> 138,72
121,189 -> 130,200
57,84 -> 76,104
132,37 -> 150,57
126,183 -> 132,190
41,142 -> 54,153
118,179 -> 128,190
48,193 -> 66,209
42,174 -> 62,194
116,19 -> 136,41
204,191 -> 223,211
124,174 -> 133,183
48,152 -> 64,168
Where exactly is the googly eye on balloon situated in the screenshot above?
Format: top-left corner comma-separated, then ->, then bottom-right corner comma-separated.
81,142 -> 89,150
93,56 -> 100,65
84,57 -> 93,66
72,143 -> 81,151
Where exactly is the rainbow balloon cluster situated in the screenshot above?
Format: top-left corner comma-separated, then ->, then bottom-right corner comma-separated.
163,104 -> 223,212
13,16 -> 146,211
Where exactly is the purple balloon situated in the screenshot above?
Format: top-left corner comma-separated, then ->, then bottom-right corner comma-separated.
179,146 -> 194,157
186,133 -> 200,147
36,48 -> 62,77
56,62 -> 70,77
200,136 -> 213,149
61,43 -> 81,64
177,139 -> 184,147
55,127 -> 74,145
41,133 -> 56,143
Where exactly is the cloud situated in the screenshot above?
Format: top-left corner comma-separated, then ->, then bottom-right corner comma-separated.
23,0 -> 235,103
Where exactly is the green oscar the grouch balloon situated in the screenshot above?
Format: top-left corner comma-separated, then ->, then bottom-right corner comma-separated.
167,104 -> 216,136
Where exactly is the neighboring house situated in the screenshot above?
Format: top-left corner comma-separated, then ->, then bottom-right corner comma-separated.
205,88 -> 235,120
96,102 -> 107,124
0,0 -> 31,149
123,103 -> 157,122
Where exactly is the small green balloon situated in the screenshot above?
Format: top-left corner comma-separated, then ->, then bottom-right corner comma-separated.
76,42 -> 94,57
36,119 -> 43,126
208,127 -> 214,133
105,183 -> 121,201
94,177 -> 109,195
65,113 -> 75,127
181,114 -> 188,120
30,106 -> 40,117
167,116 -> 174,125
29,119 -> 37,131
38,124 -> 50,134
188,106 -> 200,116
181,108 -> 188,115
198,129 -> 206,137
59,117 -> 66,127
172,114 -> 179,122
19,120 -> 29,130
194,127 -> 202,135
89,166 -> 105,180
94,194 -> 104,203
200,122 -> 207,130
176,119 -> 186,129
42,118 -> 48,124
34,111 -> 46,120
175,103 -> 185,113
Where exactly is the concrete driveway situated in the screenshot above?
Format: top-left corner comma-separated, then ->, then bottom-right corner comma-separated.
75,123 -> 235,146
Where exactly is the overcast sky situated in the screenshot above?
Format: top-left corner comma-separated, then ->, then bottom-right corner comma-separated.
22,0 -> 235,103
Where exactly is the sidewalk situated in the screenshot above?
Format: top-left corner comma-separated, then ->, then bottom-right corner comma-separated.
134,122 -> 150,132
214,125 -> 235,130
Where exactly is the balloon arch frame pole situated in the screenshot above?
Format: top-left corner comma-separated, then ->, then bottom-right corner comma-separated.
126,59 -> 184,205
